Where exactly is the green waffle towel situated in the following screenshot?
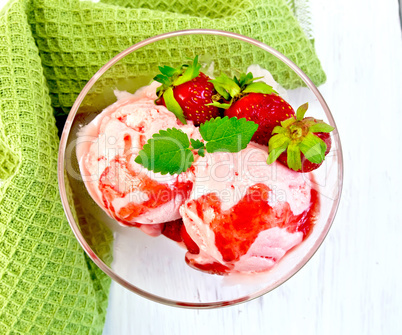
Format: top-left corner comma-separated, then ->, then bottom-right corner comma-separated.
0,0 -> 326,333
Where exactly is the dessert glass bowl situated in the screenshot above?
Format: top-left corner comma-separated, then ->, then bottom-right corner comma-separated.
58,29 -> 343,308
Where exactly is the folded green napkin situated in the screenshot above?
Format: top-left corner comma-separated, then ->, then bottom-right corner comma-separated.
0,0 -> 325,333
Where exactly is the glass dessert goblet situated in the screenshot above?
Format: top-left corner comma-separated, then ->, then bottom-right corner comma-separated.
58,29 -> 343,308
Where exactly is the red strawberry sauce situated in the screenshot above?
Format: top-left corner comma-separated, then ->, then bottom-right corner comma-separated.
184,183 -> 320,275
99,157 -> 193,225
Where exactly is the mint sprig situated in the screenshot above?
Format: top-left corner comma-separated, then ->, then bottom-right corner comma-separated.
134,128 -> 194,175
190,138 -> 206,157
200,116 -> 258,153
135,117 -> 258,175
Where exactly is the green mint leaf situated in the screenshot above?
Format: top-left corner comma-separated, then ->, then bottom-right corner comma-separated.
197,148 -> 205,157
173,55 -> 201,86
287,142 -> 302,171
242,82 -> 277,95
309,121 -> 335,133
200,116 -> 258,153
299,132 -> 327,164
190,138 -> 205,150
296,103 -> 309,121
267,134 -> 290,164
163,87 -> 187,124
134,128 -> 194,175
210,73 -> 241,100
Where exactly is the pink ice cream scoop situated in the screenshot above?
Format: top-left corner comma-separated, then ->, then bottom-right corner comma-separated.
76,82 -> 201,235
179,143 -> 319,274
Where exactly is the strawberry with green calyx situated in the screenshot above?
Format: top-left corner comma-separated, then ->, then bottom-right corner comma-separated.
209,72 -> 295,146
267,103 -> 335,172
154,56 -> 220,126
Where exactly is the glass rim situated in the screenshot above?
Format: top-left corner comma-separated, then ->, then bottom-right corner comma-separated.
57,28 -> 344,309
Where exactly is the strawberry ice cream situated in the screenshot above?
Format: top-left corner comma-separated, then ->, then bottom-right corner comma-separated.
76,76 -> 320,275
76,82 -> 201,235
180,143 -> 318,274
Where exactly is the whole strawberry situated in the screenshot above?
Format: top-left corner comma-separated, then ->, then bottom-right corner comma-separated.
267,103 -> 334,172
209,72 -> 295,145
154,56 -> 220,126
